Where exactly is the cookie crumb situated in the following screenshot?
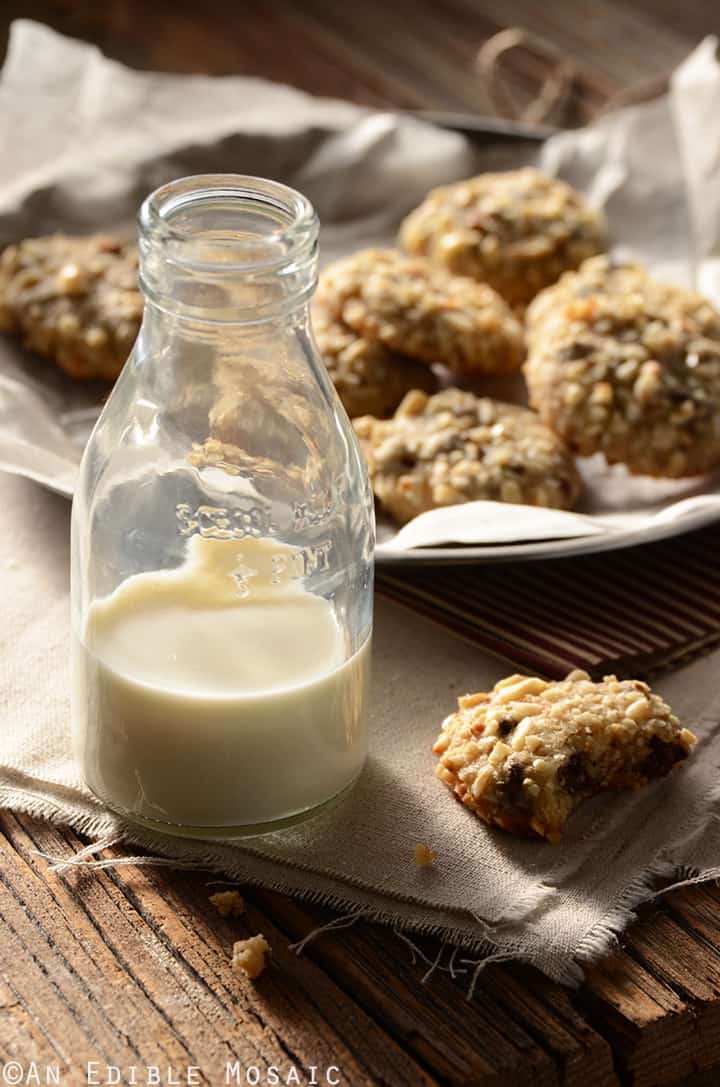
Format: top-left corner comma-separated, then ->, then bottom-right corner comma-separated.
209,890 -> 245,917
414,843 -> 437,867
231,935 -> 270,980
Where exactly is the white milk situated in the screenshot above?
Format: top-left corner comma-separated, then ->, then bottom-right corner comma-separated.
73,536 -> 370,831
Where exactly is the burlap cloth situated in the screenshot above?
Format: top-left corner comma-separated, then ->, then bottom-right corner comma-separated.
2,22 -> 720,986
4,469 -> 720,986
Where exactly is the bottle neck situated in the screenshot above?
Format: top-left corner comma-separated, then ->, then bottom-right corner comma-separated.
131,175 -> 322,449
140,292 -> 313,343
134,294 -> 315,400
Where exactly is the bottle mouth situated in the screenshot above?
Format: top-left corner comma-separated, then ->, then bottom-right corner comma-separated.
138,174 -> 319,322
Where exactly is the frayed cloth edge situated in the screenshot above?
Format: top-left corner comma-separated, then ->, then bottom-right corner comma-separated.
3,781 -> 720,990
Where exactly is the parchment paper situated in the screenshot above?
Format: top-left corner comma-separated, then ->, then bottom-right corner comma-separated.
1,20 -> 720,551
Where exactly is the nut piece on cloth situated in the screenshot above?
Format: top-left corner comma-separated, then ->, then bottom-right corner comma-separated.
524,255 -> 720,478
312,301 -> 437,418
433,670 -> 696,843
209,890 -> 246,917
414,844 -> 437,867
353,387 -> 581,524
0,233 -> 142,380
316,247 -> 525,375
231,935 -> 270,980
399,168 -> 606,308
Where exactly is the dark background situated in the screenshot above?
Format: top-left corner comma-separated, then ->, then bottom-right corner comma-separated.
1,0 -> 719,121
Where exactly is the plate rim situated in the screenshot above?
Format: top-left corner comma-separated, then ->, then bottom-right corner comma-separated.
374,503 -> 720,565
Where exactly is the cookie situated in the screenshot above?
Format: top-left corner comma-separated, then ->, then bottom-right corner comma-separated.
525,256 -> 720,477
0,233 -> 142,380
433,670 -> 695,842
312,302 -> 437,418
353,387 -> 581,524
316,248 -> 525,375
399,168 -> 606,308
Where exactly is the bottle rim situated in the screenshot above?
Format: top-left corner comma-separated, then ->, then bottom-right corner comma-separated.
139,174 -> 318,268
137,174 -> 319,322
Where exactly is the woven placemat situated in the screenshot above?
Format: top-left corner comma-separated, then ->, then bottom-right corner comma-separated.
377,523 -> 720,679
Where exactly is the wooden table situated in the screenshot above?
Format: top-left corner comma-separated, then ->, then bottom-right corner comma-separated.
2,3 -> 720,1085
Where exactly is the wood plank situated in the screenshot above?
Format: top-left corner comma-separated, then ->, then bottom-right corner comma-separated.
3,809 -> 612,1087
625,0 -> 720,45
483,964 -> 617,1087
0,972 -> 65,1070
582,953 -> 692,1087
1,0 -> 702,122
0,0 -> 401,108
663,883 -> 720,952
624,912 -> 720,1080
26,805 -> 720,1087
580,902 -> 720,1087
285,0 -> 502,112
252,888 -> 616,1087
0,813 -> 441,1087
625,911 -> 720,1006
0,813 -> 242,1079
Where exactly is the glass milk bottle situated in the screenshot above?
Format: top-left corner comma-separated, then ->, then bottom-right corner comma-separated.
71,175 -> 374,838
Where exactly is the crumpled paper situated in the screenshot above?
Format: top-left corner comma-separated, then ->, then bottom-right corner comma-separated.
1,20 -> 720,553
